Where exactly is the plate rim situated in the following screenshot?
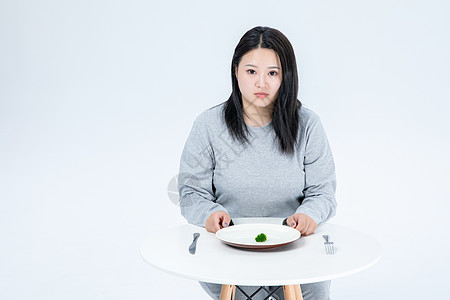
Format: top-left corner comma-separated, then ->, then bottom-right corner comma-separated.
215,223 -> 301,249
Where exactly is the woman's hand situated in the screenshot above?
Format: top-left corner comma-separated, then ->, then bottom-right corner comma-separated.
286,213 -> 318,236
205,211 -> 231,233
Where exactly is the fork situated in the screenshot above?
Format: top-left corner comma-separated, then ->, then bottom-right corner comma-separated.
322,235 -> 335,255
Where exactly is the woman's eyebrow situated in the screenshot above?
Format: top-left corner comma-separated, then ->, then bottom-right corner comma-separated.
244,64 -> 280,69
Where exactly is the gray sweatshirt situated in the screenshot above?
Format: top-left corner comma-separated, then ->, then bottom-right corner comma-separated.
178,103 -> 336,227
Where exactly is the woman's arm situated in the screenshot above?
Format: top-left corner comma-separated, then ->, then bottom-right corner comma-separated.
294,116 -> 337,228
178,119 -> 230,227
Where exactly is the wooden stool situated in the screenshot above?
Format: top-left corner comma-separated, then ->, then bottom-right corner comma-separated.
220,284 -> 303,300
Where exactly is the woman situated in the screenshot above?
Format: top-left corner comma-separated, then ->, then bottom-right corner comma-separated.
178,26 -> 336,300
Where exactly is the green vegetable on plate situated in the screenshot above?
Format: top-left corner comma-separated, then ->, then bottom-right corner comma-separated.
255,233 -> 267,242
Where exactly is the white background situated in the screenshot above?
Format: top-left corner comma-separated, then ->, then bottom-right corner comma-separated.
1,0 -> 449,299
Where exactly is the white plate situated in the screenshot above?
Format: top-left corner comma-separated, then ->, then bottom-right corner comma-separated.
216,223 -> 301,249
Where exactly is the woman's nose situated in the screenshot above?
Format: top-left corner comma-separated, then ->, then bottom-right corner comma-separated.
256,74 -> 267,88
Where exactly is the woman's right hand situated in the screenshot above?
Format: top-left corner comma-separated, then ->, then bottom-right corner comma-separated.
205,211 -> 231,233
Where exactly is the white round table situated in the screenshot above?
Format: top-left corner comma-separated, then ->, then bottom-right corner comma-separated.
141,218 -> 381,299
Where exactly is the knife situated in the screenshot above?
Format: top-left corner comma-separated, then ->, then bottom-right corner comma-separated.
189,233 -> 200,254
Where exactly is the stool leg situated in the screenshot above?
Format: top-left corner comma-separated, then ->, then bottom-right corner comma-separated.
220,284 -> 234,300
294,285 -> 303,300
283,285 -> 296,300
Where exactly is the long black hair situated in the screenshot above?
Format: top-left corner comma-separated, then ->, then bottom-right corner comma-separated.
223,26 -> 301,155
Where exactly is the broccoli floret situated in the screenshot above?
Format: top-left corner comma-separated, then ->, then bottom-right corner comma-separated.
255,233 -> 267,242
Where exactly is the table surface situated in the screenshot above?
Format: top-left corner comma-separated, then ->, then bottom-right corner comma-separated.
140,218 -> 382,286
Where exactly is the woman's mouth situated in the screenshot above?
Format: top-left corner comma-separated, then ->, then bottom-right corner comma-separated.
254,93 -> 269,99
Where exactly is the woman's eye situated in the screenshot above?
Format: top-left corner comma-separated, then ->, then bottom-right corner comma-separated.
247,69 -> 256,75
269,71 -> 278,76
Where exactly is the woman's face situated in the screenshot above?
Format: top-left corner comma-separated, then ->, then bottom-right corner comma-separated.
236,48 -> 282,110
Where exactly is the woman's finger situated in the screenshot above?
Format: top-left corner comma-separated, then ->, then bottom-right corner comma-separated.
303,218 -> 318,236
221,214 -> 231,228
286,216 -> 297,228
303,222 -> 313,236
206,220 -> 220,233
295,217 -> 307,233
214,213 -> 225,232
297,224 -> 307,234
206,211 -> 229,233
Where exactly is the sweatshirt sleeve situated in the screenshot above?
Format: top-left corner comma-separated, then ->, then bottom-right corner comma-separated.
177,119 -> 229,227
295,116 -> 337,224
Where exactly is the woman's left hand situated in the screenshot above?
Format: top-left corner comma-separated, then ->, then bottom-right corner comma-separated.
285,213 -> 318,236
